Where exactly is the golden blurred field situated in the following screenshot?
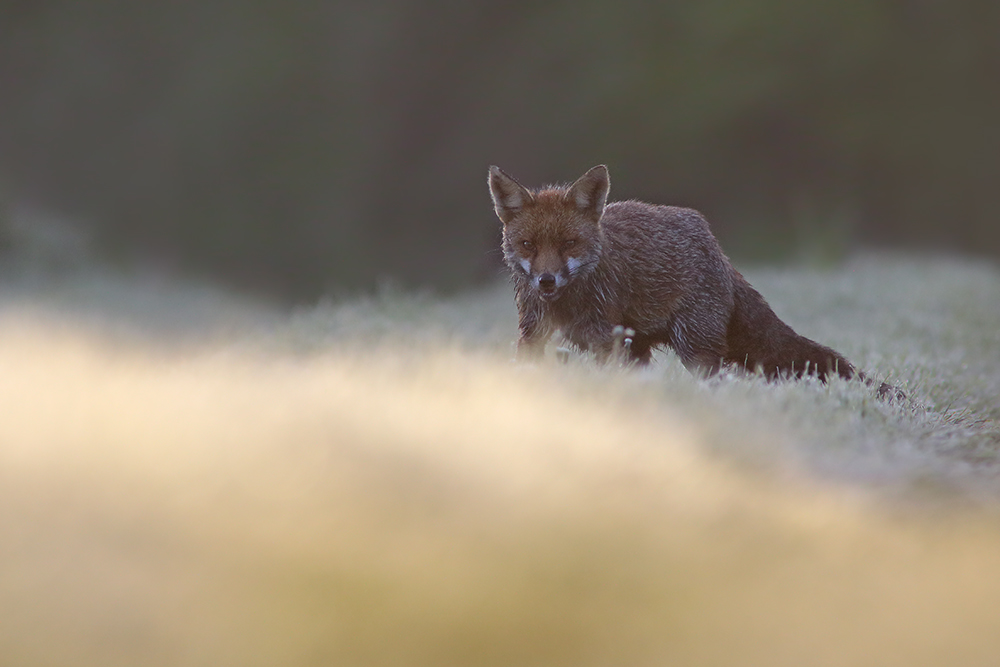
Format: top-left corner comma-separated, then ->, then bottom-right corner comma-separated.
2,255 -> 1000,666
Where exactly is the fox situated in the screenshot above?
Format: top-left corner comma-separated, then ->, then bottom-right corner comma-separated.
488,164 -> 898,396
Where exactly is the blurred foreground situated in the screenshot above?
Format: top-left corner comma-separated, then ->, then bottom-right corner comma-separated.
2,255 -> 1000,666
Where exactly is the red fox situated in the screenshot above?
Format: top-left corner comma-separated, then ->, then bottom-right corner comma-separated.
489,164 -> 895,393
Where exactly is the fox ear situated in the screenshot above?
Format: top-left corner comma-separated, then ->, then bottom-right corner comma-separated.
564,165 -> 610,220
488,165 -> 533,225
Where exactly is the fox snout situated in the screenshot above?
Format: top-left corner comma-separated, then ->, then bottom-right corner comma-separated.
537,272 -> 558,297
531,270 -> 567,300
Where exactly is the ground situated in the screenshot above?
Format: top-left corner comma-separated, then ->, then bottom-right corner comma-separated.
1,254 -> 999,666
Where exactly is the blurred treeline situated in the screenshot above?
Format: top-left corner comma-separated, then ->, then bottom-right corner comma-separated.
1,1 -> 998,299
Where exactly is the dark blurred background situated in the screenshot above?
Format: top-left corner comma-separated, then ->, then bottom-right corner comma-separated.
1,1 -> 998,300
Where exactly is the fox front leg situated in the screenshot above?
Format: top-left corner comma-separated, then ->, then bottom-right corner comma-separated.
597,326 -> 651,366
569,321 -> 623,365
515,311 -> 553,361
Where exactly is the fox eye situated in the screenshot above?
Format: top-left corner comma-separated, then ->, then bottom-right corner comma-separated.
562,239 -> 577,251
521,240 -> 535,251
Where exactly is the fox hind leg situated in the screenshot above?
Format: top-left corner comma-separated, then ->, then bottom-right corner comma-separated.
665,309 -> 728,377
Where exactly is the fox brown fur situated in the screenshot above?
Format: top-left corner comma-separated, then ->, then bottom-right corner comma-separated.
488,164 -> 875,386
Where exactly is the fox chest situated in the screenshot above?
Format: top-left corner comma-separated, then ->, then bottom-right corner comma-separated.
539,300 -> 620,350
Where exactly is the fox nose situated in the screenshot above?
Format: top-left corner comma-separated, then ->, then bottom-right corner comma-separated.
538,273 -> 557,292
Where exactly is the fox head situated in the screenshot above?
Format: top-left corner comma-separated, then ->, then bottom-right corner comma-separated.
488,165 -> 609,301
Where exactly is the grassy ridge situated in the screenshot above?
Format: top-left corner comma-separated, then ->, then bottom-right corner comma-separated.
1,254 -> 999,666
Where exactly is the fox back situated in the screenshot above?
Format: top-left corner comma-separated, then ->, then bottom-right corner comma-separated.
489,164 -> 862,384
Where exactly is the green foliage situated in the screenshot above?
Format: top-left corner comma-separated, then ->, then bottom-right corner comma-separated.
1,1 -> 999,297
